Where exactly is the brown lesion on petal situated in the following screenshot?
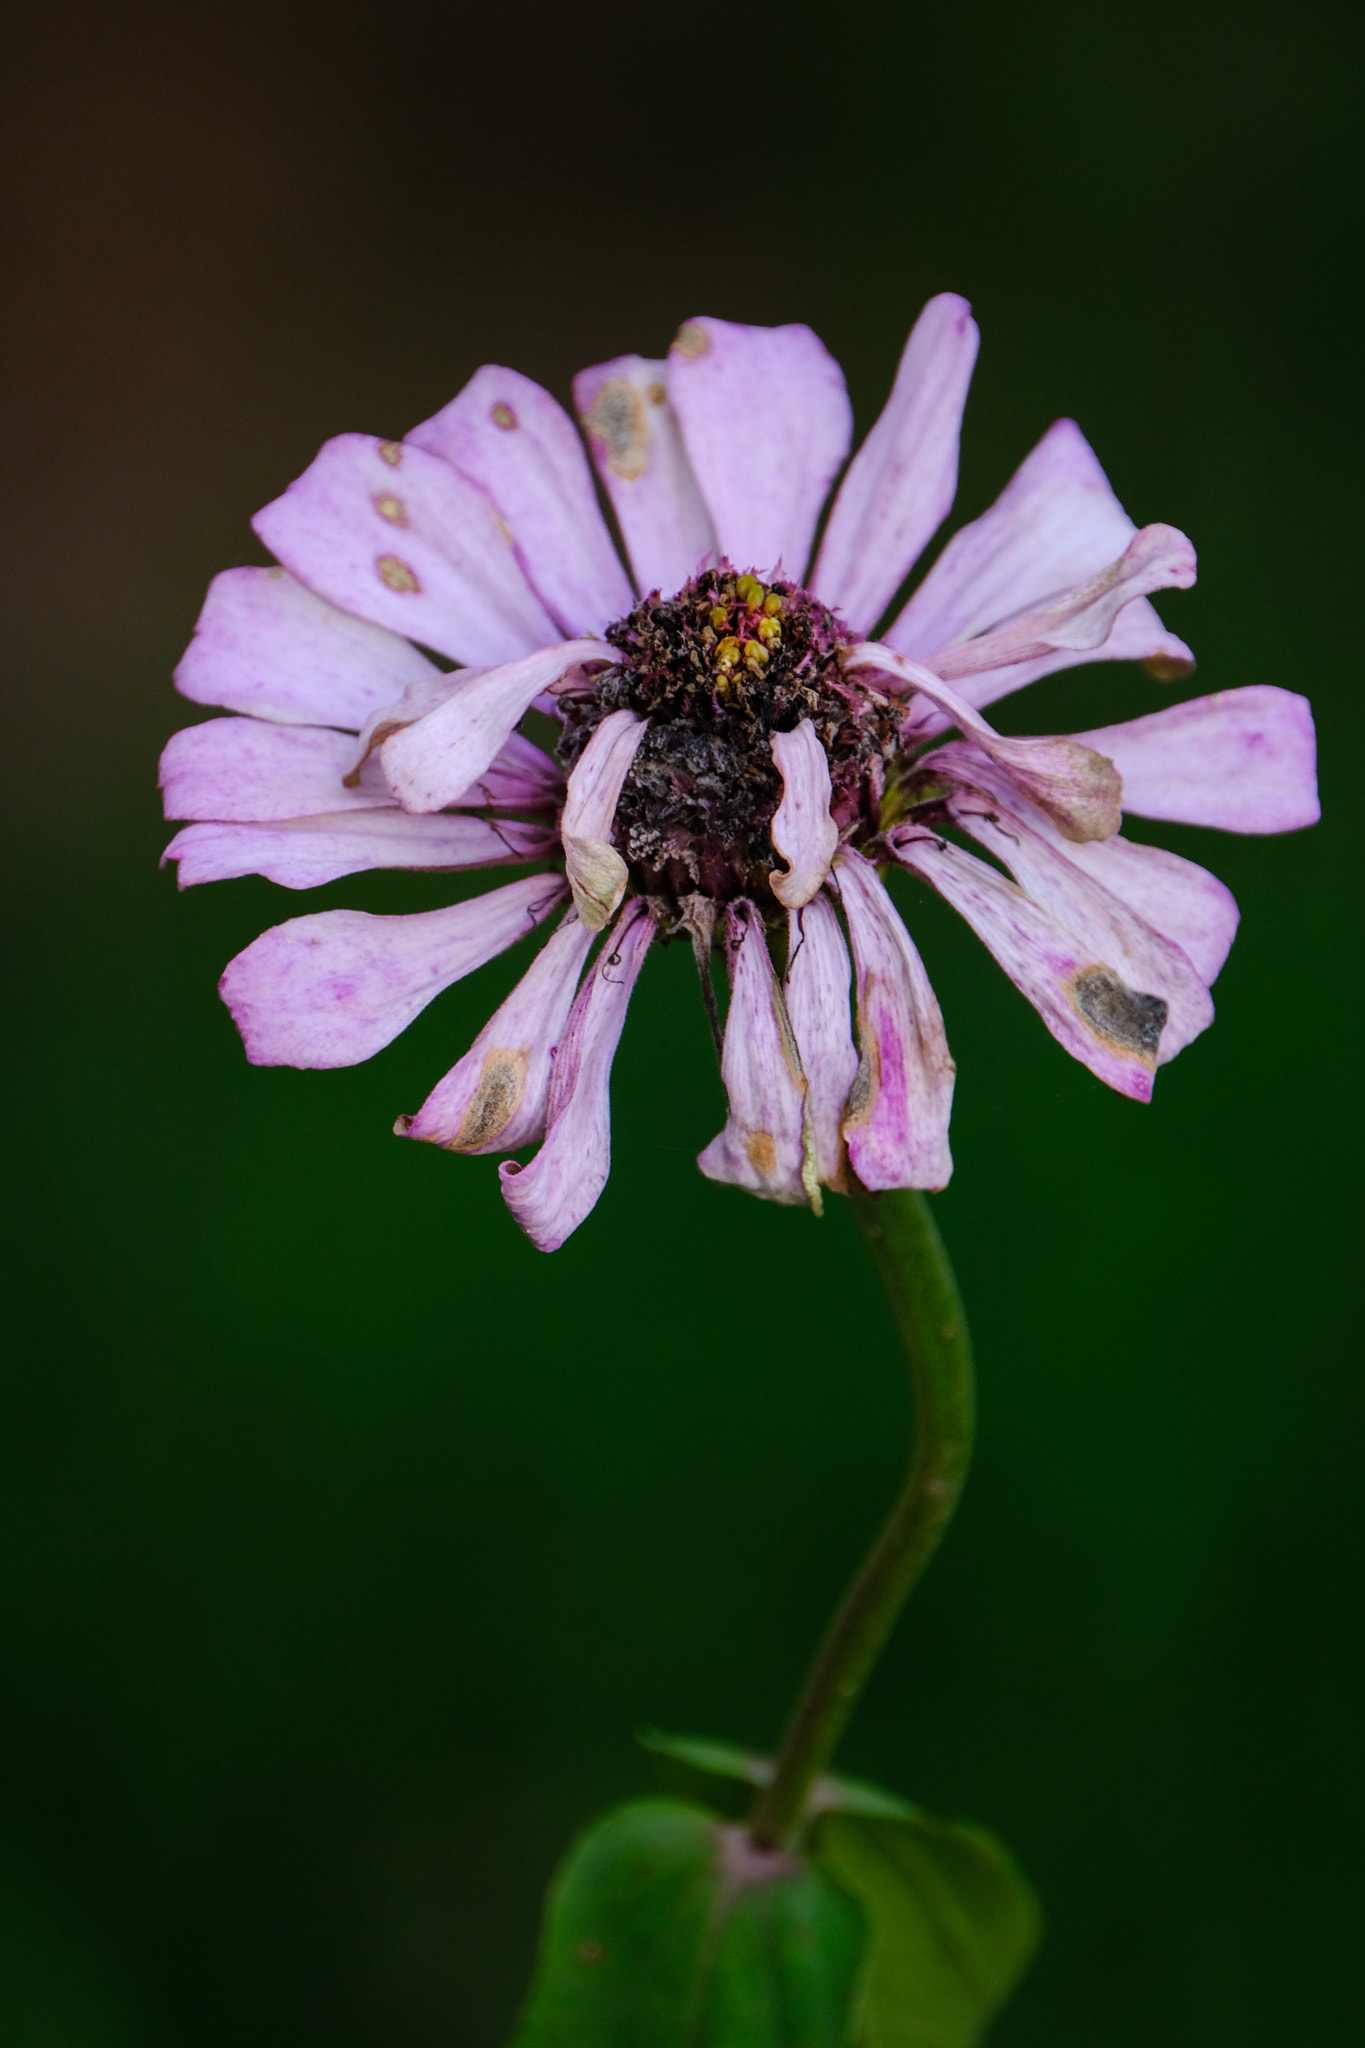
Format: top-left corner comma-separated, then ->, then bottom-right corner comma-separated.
377,554 -> 421,594
583,379 -> 648,481
1066,965 -> 1168,1065
378,440 -> 403,466
450,1049 -> 528,1150
671,320 -> 710,360
842,1004 -> 879,1131
491,402 -> 518,430
1142,652 -> 1196,683
372,492 -> 407,526
745,1130 -> 778,1176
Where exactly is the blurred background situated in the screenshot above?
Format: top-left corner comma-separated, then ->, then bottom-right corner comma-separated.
2,1 -> 1360,2040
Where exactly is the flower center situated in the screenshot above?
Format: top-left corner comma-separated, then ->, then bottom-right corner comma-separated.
558,568 -> 896,909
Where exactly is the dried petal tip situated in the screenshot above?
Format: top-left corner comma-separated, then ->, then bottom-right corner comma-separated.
769,720 -> 840,908
560,708 -> 648,930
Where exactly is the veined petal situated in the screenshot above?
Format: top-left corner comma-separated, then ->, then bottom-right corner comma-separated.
380,639 -> 610,814
769,720 -> 839,909
666,317 -> 852,579
785,892 -> 858,1192
575,354 -> 718,596
219,873 -> 567,1069
347,674 -> 562,810
1074,686 -> 1320,833
253,433 -> 559,666
164,811 -> 554,891
500,898 -> 657,1250
956,595 -> 1195,714
560,708 -> 647,931
160,718 -> 391,822
399,910 -> 596,1153
407,365 -> 634,636
811,294 -> 979,631
698,901 -> 811,1207
174,565 -> 439,728
832,848 -> 954,1191
887,827 -> 1162,1101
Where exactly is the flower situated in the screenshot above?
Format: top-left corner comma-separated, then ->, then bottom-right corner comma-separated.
163,297 -> 1319,1250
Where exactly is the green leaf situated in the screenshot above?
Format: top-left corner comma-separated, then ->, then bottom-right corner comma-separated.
811,1811 -> 1041,2048
637,1730 -> 923,1824
509,1797 -> 866,2048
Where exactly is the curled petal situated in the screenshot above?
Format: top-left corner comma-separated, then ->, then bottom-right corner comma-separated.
408,365 -> 633,636
698,901 -> 811,1207
500,899 -> 657,1250
160,719 -> 391,822
1074,686 -> 1319,834
811,294 -> 979,631
785,892 -> 858,1192
560,708 -> 648,931
955,596 -> 1195,716
348,671 -> 562,807
164,811 -> 554,891
399,911 -> 596,1153
832,849 -> 955,1191
219,873 -> 566,1069
574,354 -> 719,597
665,317 -> 852,579
769,720 -> 839,909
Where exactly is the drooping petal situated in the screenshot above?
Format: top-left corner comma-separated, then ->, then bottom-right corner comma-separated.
560,708 -> 648,931
574,354 -> 718,596
665,318 -> 853,579
252,433 -> 559,666
954,595 -> 1195,714
769,720 -> 840,909
698,901 -> 811,1207
399,910 -> 596,1153
160,719 -> 391,822
347,673 -> 562,808
887,827 -> 1163,1102
811,294 -> 979,631
500,898 -> 657,1250
174,565 -> 439,728
784,892 -> 858,1192
164,811 -> 555,891
407,365 -> 634,636
380,638 -> 610,814
219,873 -> 566,1069
1074,686 -> 1320,833
832,848 -> 955,1191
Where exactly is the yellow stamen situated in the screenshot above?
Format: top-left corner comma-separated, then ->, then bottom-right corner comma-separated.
762,591 -> 783,615
709,605 -> 730,631
736,573 -> 764,609
757,615 -> 781,644
715,635 -> 742,671
743,639 -> 769,671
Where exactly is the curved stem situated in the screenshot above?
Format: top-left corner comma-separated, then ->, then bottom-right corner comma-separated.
748,1189 -> 975,1849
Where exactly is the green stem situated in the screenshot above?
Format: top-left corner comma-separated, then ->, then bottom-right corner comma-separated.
748,1189 -> 976,1849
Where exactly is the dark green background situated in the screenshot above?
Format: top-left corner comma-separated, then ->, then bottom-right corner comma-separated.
3,2 -> 1360,2039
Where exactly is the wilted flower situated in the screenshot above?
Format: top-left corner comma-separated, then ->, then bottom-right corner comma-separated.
163,297 -> 1318,1249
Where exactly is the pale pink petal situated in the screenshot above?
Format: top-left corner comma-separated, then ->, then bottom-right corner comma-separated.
380,638 -> 610,814
399,911 -> 596,1153
955,596 -> 1195,713
164,811 -> 555,891
560,709 -> 648,930
347,675 -> 563,809
811,294 -> 979,631
219,873 -> 567,1069
407,365 -> 634,635
1074,686 -> 1320,833
574,354 -> 718,596
160,719 -> 391,822
784,892 -> 858,1193
346,666 -> 480,776
175,565 -> 439,728
887,827 -> 1162,1101
698,901 -> 811,1207
665,318 -> 852,578
769,720 -> 840,909
832,848 -> 955,1191
500,898 -> 657,1250
252,433 -> 559,666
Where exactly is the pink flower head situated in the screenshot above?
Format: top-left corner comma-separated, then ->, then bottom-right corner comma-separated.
164,298 -> 1319,1249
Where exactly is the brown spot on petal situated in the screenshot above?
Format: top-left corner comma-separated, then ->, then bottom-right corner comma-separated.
671,321 -> 710,360
491,401 -> 517,430
378,440 -> 403,466
842,1004 -> 879,1130
373,492 -> 407,525
1067,965 -> 1167,1065
583,378 -> 647,481
646,380 -> 666,405
450,1050 -> 528,1151
746,1130 -> 778,1176
1142,652 -> 1196,683
377,554 -> 421,594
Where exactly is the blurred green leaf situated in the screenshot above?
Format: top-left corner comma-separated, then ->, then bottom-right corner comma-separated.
812,1811 -> 1041,2047
638,1731 -> 922,1824
509,1797 -> 865,2048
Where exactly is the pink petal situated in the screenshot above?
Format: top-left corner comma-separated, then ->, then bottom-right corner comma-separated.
955,595 -> 1196,714
252,433 -> 559,667
785,892 -> 858,1192
164,811 -> 554,891
398,910 -> 596,1153
698,901 -> 811,1208
832,848 -> 955,1191
769,720 -> 840,909
887,827 -> 1162,1101
500,898 -> 657,1250
219,873 -> 567,1069
561,708 -> 648,930
665,318 -> 852,579
574,354 -> 718,596
407,365 -> 634,635
160,718 -> 391,822
380,638 -> 610,814
175,565 -> 439,728
1074,686 -> 1320,834
348,677 -> 563,810
811,294 -> 979,632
